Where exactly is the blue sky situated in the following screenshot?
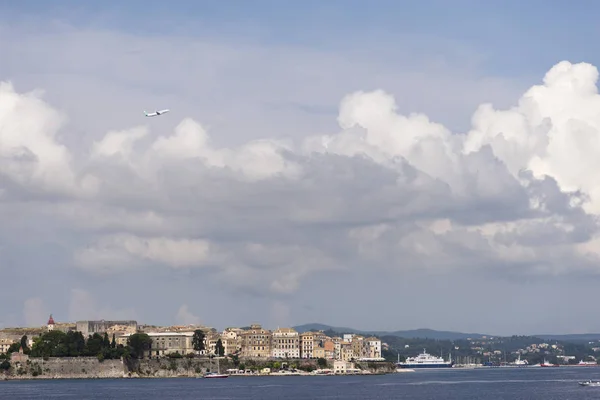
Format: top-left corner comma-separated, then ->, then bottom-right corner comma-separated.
4,1 -> 600,335
3,0 -> 600,78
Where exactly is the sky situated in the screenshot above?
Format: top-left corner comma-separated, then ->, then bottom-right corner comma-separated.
2,1 -> 600,336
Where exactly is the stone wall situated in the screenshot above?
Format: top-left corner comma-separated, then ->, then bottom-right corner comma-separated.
1,357 -> 124,380
0,356 -> 395,380
125,357 -> 232,378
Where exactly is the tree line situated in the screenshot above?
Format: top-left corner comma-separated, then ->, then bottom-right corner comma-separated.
0,329 -> 214,361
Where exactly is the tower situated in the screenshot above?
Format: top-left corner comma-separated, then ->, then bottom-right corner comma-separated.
47,314 -> 55,331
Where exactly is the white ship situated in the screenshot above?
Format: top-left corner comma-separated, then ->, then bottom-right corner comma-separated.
397,349 -> 453,369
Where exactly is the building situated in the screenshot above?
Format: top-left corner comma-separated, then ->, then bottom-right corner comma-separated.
351,335 -> 365,359
0,338 -> 15,354
271,328 -> 300,359
240,324 -> 272,358
313,347 -> 325,359
340,342 -> 354,361
205,331 -> 222,355
333,360 -> 355,374
221,328 -> 242,356
300,332 -> 315,358
47,315 -> 55,331
363,337 -> 383,360
147,332 -> 195,357
323,340 -> 335,359
118,331 -> 195,358
76,320 -> 138,337
332,337 -> 343,359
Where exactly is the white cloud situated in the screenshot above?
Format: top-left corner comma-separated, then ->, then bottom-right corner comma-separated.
175,304 -> 201,326
67,289 -> 136,322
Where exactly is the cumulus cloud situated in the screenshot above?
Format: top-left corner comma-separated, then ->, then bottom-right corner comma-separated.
4,60 -> 600,287
67,289 -> 136,322
175,304 -> 201,326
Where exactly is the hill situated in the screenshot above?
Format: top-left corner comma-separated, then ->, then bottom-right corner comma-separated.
533,333 -> 600,343
292,323 -> 489,340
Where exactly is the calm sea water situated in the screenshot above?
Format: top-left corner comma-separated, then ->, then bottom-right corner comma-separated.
2,367 -> 600,399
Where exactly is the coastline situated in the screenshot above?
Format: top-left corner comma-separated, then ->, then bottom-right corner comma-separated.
0,357 -> 394,381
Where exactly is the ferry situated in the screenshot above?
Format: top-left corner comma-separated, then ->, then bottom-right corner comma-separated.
397,349 -> 453,369
577,360 -> 598,366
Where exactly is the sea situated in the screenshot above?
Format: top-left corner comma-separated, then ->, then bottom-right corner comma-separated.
2,367 -> 600,399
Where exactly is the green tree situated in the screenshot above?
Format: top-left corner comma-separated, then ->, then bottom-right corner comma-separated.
103,333 -> 110,349
215,339 -> 225,356
192,330 -> 205,352
0,360 -> 10,371
20,336 -> 29,354
317,357 -> 327,368
111,334 -> 116,349
7,342 -> 20,354
85,333 -> 104,356
127,333 -> 152,359
65,331 -> 86,356
30,330 -> 68,357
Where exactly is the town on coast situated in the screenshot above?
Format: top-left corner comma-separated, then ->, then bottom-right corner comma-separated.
0,315 -> 391,379
2,315 -> 600,380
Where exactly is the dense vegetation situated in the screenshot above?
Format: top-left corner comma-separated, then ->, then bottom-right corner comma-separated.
1,331 -> 154,361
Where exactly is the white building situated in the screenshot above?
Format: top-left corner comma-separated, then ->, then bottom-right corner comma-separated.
271,328 -> 300,358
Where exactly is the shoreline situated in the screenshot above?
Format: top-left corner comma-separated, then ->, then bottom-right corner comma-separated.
3,365 -> 593,381
0,372 -> 389,381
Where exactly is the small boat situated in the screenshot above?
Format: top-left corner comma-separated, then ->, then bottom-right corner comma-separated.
204,372 -> 229,379
203,356 -> 229,379
578,380 -> 600,387
539,359 -> 559,367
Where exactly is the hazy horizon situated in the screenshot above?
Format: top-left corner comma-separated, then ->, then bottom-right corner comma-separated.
2,1 -> 600,337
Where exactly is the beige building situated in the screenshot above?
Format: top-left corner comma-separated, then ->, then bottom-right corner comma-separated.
333,360 -> 355,374
205,331 -> 222,355
240,324 -> 272,358
76,320 -> 138,337
300,332 -> 315,358
363,337 -> 383,360
0,338 -> 15,354
221,328 -> 243,356
313,347 -> 325,359
147,332 -> 195,357
340,342 -> 354,361
351,335 -> 365,359
271,328 -> 300,358
118,331 -> 195,358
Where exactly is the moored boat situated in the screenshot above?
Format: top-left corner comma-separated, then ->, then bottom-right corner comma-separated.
579,380 -> 600,387
204,372 -> 229,379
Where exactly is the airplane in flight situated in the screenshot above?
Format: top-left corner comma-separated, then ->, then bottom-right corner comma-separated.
144,109 -> 170,117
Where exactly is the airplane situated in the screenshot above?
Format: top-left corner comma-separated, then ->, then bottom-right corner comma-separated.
144,109 -> 170,117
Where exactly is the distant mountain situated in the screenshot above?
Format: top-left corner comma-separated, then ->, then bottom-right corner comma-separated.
292,323 -> 489,340
533,333 -> 600,343
292,323 -> 600,342
293,323 -> 365,335
385,328 -> 490,340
